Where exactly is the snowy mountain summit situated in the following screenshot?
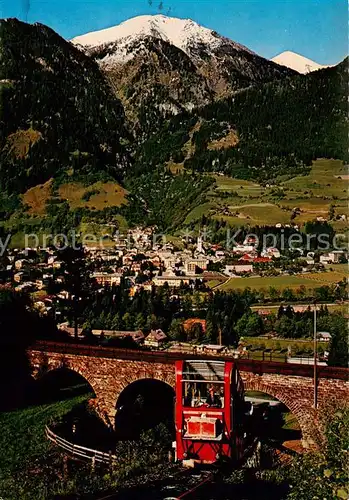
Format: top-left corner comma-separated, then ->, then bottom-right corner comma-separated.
271,51 -> 331,74
71,14 -> 295,125
71,14 -> 253,65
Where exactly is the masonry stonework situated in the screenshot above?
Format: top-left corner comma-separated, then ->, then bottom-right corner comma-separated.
240,372 -> 348,448
29,349 -> 348,449
29,350 -> 175,428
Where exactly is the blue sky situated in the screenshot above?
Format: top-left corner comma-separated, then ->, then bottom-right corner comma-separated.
2,0 -> 347,64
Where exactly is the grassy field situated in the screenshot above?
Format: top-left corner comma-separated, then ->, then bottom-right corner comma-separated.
283,159 -> 348,199
166,160 -> 185,175
240,336 -> 329,352
164,234 -> 185,249
0,394 -> 90,490
205,279 -> 223,288
7,219 -> 129,249
5,128 -> 42,160
245,390 -> 278,401
325,263 -> 348,274
213,175 -> 264,197
8,230 -> 53,249
0,394 -> 174,499
7,231 -> 28,248
226,204 -> 290,225
22,179 -> 53,215
282,412 -> 301,432
220,276 -> 312,292
79,214 -> 128,238
207,130 -> 239,151
305,271 -> 347,284
22,180 -> 127,216
59,181 -> 127,210
218,271 -> 346,291
183,159 -> 348,229
184,202 -> 214,224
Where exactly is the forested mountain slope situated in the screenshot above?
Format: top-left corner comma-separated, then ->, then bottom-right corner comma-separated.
134,59 -> 348,181
0,18 -> 129,194
0,18 -> 346,236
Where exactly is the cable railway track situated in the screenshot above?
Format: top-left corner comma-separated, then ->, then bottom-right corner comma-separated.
160,467 -> 215,499
95,466 -> 216,500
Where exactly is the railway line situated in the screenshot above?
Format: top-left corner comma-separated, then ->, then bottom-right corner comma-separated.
96,466 -> 216,500
153,467 -> 215,500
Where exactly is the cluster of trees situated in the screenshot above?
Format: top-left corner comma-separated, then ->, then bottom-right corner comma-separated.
124,169 -> 213,230
76,277 -> 348,366
166,290 -> 253,345
68,274 -> 257,346
79,286 -> 251,346
236,305 -> 348,367
80,282 -> 181,334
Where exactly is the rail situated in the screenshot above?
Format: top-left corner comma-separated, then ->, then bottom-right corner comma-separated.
245,351 -> 287,363
30,340 -> 349,381
45,425 -> 116,466
245,351 -> 327,364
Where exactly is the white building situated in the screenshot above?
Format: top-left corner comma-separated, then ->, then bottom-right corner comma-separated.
320,251 -> 347,264
317,331 -> 332,341
232,245 -> 255,254
224,264 -> 253,276
185,258 -> 207,275
153,276 -> 192,287
196,235 -> 204,254
261,247 -> 281,259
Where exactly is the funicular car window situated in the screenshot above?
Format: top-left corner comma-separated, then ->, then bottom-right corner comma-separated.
182,361 -> 225,408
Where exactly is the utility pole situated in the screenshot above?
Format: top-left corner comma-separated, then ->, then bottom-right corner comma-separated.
313,304 -> 318,409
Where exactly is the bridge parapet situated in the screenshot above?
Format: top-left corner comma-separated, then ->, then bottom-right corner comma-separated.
29,341 -> 349,380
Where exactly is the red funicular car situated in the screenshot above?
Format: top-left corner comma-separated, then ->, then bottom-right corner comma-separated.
175,359 -> 246,464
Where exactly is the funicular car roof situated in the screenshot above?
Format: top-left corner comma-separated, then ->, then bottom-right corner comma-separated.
182,360 -> 227,382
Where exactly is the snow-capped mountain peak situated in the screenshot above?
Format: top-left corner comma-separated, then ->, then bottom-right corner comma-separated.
71,14 -> 253,64
70,14 -> 295,122
271,51 -> 331,74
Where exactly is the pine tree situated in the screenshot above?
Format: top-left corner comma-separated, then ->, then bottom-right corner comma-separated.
58,245 -> 90,339
135,312 -> 146,331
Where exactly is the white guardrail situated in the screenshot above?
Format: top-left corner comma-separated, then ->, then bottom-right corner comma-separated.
45,425 -> 117,466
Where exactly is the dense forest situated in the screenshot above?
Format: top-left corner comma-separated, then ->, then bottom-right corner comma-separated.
0,18 -> 129,194
134,59 -> 348,181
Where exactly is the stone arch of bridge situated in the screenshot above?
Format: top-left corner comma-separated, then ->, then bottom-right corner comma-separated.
116,370 -> 176,397
243,379 -> 318,449
114,376 -> 176,434
33,360 -> 98,400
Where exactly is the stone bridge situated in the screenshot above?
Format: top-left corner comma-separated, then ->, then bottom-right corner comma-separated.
28,341 -> 349,450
